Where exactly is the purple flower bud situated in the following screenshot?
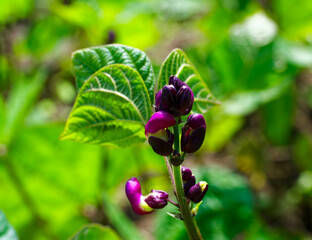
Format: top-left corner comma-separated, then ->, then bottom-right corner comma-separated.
155,85 -> 176,113
186,181 -> 209,203
155,89 -> 162,111
181,167 -> 192,181
144,190 -> 168,209
187,113 -> 206,130
169,75 -> 187,91
181,114 -> 206,153
176,86 -> 194,116
148,129 -> 174,156
125,177 -> 153,215
155,76 -> 194,116
145,111 -> 176,137
183,175 -> 196,195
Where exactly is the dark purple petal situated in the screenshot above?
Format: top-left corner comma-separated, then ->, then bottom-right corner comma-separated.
184,175 -> 196,195
186,181 -> 209,203
145,111 -> 176,136
181,114 -> 206,153
155,89 -> 162,111
176,86 -> 194,116
125,178 -> 154,215
181,166 -> 192,181
144,190 -> 168,209
160,85 -> 176,112
169,75 -> 186,91
167,129 -> 174,146
148,129 -> 174,156
181,125 -> 190,153
148,136 -> 173,156
187,114 -> 206,130
181,126 -> 206,153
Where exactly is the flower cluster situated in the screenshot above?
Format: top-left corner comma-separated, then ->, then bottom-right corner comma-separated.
145,76 -> 206,156
181,166 -> 208,203
126,76 -> 208,216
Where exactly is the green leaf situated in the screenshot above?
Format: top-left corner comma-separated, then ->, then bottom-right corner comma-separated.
61,64 -> 151,147
157,48 -> 219,114
1,71 -> 46,144
223,76 -> 292,116
0,210 -> 19,240
70,224 -> 121,240
0,96 -> 5,137
1,124 -> 102,239
72,44 -> 155,103
261,90 -> 294,145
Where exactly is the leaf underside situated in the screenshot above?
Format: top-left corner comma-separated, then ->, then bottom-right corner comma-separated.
61,64 -> 151,147
158,48 -> 219,114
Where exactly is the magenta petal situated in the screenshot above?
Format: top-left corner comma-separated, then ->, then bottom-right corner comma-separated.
125,177 -> 142,209
125,177 -> 152,215
145,111 -> 176,136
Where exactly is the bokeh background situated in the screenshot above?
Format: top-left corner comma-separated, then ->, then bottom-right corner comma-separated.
1,0 -> 312,239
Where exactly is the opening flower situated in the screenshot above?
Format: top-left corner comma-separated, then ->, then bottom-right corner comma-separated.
186,181 -> 209,203
145,111 -> 176,156
181,113 -> 206,153
125,177 -> 168,215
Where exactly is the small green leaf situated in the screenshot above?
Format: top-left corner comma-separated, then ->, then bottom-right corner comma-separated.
158,48 -> 219,114
166,212 -> 183,220
70,224 -> 121,240
191,201 -> 202,217
61,64 -> 151,147
72,44 -> 155,103
0,210 -> 19,240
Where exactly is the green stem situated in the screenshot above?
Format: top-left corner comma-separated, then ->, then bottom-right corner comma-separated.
172,123 -> 203,240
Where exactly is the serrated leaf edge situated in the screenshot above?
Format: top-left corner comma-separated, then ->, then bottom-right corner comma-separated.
60,64 -> 151,142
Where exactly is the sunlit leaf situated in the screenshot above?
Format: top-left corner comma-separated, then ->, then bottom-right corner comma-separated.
157,48 -> 219,114
204,108 -> 244,151
61,64 -> 151,147
223,77 -> 292,116
72,44 -> 155,103
1,125 -> 102,239
0,210 -> 19,240
70,224 -> 121,240
1,72 -> 46,144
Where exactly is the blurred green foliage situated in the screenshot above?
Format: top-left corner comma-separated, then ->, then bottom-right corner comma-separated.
70,224 -> 121,240
1,0 -> 312,239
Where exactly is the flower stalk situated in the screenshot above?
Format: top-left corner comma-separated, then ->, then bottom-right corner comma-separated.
172,122 -> 203,240
126,76 -> 207,239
